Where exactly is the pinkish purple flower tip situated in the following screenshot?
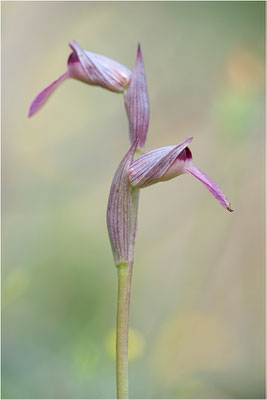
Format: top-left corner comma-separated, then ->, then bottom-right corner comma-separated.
137,43 -> 142,60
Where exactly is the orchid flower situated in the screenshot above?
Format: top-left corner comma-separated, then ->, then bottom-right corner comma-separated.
28,40 -> 131,117
129,137 -> 233,211
107,136 -> 232,266
29,37 -> 233,399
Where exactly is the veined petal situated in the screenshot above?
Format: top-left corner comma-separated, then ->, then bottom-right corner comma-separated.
129,137 -> 193,187
69,41 -> 131,92
29,41 -> 132,117
28,73 -> 69,118
107,140 -> 139,266
186,166 -> 233,212
129,137 -> 232,212
124,44 -> 149,149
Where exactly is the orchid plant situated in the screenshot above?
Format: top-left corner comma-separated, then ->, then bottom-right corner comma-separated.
29,40 -> 232,399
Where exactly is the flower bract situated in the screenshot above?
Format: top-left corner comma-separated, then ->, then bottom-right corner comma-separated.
106,140 -> 139,266
124,44 -> 149,150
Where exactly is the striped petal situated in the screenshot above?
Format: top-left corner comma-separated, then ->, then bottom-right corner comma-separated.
70,41 -> 131,92
107,140 -> 139,266
129,137 -> 193,187
124,44 -> 149,150
129,136 -> 232,212
28,41 -> 131,117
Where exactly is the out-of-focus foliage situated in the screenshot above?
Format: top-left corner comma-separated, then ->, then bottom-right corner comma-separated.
2,2 -> 265,399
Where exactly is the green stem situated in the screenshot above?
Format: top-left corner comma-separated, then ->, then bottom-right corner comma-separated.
116,262 -> 132,399
116,186 -> 140,399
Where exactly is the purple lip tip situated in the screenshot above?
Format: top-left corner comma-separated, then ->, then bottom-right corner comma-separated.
227,204 -> 234,212
28,108 -> 34,118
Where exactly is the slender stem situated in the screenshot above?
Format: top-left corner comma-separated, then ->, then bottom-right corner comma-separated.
116,186 -> 140,399
116,262 -> 132,399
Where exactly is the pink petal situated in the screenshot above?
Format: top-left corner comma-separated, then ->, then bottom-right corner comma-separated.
124,44 -> 149,149
28,73 -> 69,118
67,50 -> 91,84
69,41 -> 131,92
186,165 -> 233,212
107,140 -> 139,266
162,147 -> 192,181
129,137 -> 193,187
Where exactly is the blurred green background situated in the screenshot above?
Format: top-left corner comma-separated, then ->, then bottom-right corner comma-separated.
2,1 -> 265,399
